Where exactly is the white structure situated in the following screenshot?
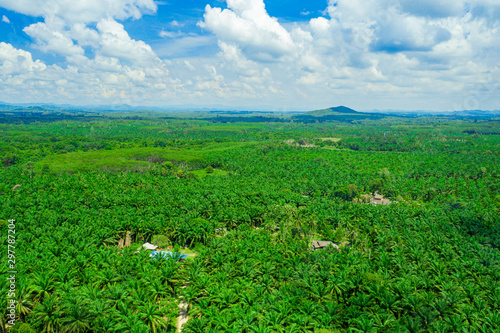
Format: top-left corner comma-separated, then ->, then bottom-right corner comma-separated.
140,242 -> 158,251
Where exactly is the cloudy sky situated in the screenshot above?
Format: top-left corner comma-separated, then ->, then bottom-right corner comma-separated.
0,0 -> 498,111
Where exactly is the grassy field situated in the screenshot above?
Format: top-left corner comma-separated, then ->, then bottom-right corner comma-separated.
35,142 -> 257,173
36,147 -> 202,173
319,137 -> 341,142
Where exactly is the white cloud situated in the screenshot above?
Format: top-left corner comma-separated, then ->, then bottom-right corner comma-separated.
92,55 -> 122,72
0,42 -> 46,74
24,18 -> 86,60
6,0 -> 165,70
0,0 -> 499,110
371,15 -> 452,52
2,15 -> 10,23
194,0 -> 500,110
0,0 -> 173,105
0,42 -> 176,105
0,0 -> 157,23
159,30 -> 184,38
69,23 -> 101,48
96,18 -> 157,65
199,0 -> 295,61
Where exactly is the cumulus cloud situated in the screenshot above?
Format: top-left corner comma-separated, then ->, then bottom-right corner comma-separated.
199,0 -> 295,61
370,15 -> 452,53
96,18 -> 157,65
69,23 -> 101,48
10,0 -> 170,81
16,3 -> 164,75
0,0 -> 177,105
0,0 -> 156,23
0,42 -> 177,105
24,18 -> 86,60
0,0 -> 499,110
194,0 -> 500,109
2,15 -> 9,23
0,42 -> 46,74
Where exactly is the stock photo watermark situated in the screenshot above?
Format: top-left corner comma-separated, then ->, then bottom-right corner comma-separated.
6,219 -> 17,326
453,74 -> 499,111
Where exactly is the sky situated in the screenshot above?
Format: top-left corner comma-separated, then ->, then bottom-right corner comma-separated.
0,0 -> 499,111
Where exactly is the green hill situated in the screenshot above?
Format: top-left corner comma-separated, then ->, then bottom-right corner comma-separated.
293,106 -> 387,123
306,106 -> 361,116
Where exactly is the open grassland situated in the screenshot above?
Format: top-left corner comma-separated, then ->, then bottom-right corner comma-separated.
319,137 -> 341,142
34,142 -> 257,173
36,147 -> 202,173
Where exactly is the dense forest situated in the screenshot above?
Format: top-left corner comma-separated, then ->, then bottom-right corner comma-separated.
0,110 -> 499,332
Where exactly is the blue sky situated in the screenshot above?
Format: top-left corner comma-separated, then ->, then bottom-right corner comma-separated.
1,1 -> 329,61
0,0 -> 499,111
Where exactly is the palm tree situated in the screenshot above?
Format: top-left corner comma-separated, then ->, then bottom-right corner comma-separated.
105,284 -> 130,307
0,307 -> 8,333
138,301 -> 170,333
29,271 -> 55,301
31,294 -> 61,333
90,315 -> 117,333
15,285 -> 34,320
115,313 -> 150,333
60,302 -> 92,333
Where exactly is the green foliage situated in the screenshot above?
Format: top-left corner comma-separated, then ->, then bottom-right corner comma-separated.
173,218 -> 216,247
190,168 -> 229,178
205,165 -> 214,174
41,163 -> 50,175
162,161 -> 174,170
37,147 -> 202,173
176,169 -> 186,179
10,323 -> 35,333
0,113 -> 499,333
369,178 -> 384,192
151,234 -> 169,248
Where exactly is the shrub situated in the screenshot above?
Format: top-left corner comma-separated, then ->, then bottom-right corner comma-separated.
42,164 -> 50,174
11,323 -> 36,333
151,234 -> 169,248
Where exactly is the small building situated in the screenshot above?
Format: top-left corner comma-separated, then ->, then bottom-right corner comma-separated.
312,239 -> 340,251
370,192 -> 391,205
141,242 -> 158,251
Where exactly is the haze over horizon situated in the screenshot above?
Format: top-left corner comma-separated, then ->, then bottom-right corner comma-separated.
0,0 -> 499,111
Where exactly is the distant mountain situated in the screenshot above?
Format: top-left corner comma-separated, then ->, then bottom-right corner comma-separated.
292,106 -> 388,123
305,106 -> 364,116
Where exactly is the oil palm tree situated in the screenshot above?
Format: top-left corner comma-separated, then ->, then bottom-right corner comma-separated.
138,301 -> 170,333
60,302 -> 92,333
31,294 -> 61,333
